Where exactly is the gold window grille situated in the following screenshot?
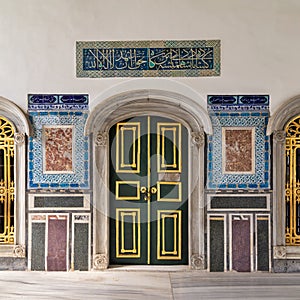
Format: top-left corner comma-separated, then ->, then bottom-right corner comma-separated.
0,117 -> 15,244
286,115 -> 300,245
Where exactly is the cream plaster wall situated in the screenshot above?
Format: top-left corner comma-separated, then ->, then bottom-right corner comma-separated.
0,0 -> 299,113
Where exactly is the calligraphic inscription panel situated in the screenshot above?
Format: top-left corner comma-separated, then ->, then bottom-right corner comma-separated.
76,40 -> 220,77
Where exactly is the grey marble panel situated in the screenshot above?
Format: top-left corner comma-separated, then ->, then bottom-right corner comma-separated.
257,219 -> 269,271
0,258 -> 26,271
34,196 -> 84,208
74,223 -> 89,271
210,196 -> 267,209
31,223 -> 45,271
209,219 -> 224,272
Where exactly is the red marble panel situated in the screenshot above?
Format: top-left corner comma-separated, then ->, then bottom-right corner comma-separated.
223,128 -> 253,173
44,126 -> 73,172
47,216 -> 67,271
232,218 -> 251,272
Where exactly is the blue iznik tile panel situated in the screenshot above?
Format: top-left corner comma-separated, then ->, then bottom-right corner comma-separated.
28,94 -> 88,111
207,95 -> 270,190
28,95 -> 89,189
76,40 -> 220,78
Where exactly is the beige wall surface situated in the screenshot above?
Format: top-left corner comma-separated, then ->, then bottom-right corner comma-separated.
0,0 -> 299,113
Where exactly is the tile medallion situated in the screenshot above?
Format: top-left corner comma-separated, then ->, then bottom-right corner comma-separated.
76,40 -> 220,78
28,94 -> 89,189
207,95 -> 270,190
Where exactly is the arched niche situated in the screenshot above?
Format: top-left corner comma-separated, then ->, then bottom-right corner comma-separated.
0,96 -> 30,258
85,89 -> 212,270
267,95 -> 300,260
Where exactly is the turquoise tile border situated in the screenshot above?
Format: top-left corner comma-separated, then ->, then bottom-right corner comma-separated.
76,40 -> 220,78
207,95 -> 270,190
28,111 -> 89,189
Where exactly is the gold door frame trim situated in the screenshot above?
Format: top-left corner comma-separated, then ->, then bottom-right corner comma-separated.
115,181 -> 141,200
157,123 -> 182,173
116,208 -> 141,258
157,181 -> 182,202
162,214 -> 178,255
157,210 -> 182,260
116,122 -> 141,173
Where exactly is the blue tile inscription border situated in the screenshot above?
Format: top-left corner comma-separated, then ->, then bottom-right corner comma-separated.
27,94 -> 89,189
207,95 -> 270,190
28,94 -> 89,111
28,112 -> 89,189
76,40 -> 220,78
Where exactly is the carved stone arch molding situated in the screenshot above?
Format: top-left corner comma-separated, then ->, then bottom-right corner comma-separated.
0,96 -> 30,257
85,89 -> 212,270
267,95 -> 300,261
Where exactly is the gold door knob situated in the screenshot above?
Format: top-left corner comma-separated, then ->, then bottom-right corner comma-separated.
151,187 -> 157,194
140,186 -> 147,193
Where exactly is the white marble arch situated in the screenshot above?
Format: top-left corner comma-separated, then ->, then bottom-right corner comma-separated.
0,96 -> 30,258
85,89 -> 212,270
267,95 -> 300,259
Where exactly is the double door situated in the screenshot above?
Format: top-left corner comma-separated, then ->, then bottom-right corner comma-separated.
109,116 -> 188,265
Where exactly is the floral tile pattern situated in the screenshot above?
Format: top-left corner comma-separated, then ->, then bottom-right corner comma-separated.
207,95 -> 270,190
27,95 -> 89,189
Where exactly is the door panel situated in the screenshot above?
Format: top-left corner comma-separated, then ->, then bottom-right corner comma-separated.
109,116 -> 188,265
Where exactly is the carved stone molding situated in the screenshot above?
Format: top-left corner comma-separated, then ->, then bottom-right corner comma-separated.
191,254 -> 205,270
273,246 -> 286,259
14,132 -> 25,145
95,132 -> 108,147
191,131 -> 205,147
14,244 -> 26,258
93,254 -> 108,270
273,130 -> 286,143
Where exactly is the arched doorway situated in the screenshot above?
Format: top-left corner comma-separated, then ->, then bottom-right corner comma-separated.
285,115 -> 300,246
109,115 -> 188,265
267,95 -> 300,271
0,97 -> 30,262
85,89 -> 212,269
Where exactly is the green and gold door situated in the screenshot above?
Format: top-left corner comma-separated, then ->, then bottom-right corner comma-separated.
109,116 -> 188,265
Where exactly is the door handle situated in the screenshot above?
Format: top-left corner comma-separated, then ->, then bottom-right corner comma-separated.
151,187 -> 157,194
140,186 -> 157,201
140,186 -> 147,194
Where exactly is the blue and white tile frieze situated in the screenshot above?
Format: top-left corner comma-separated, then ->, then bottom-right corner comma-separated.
28,94 -> 89,189
207,95 -> 270,190
76,40 -> 221,78
28,94 -> 89,111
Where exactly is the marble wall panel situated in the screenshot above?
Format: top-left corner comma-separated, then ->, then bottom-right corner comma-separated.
232,217 -> 251,272
43,126 -> 73,173
31,222 -> 46,271
223,127 -> 254,174
47,216 -> 68,271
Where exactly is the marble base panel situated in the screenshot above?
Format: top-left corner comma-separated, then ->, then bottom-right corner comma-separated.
0,257 -> 26,271
273,259 -> 300,273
